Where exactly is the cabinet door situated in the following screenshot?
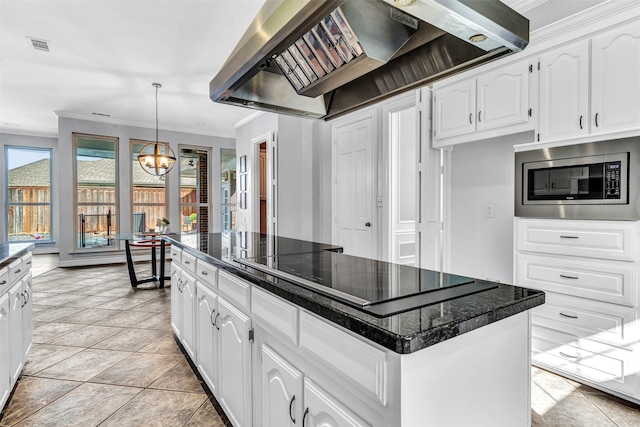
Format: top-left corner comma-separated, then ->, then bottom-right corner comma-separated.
170,264 -> 182,338
181,271 -> 197,360
196,282 -> 219,397
592,20 -> 640,133
539,39 -> 590,140
8,282 -> 23,383
303,378 -> 371,427
261,345 -> 302,427
0,294 -> 10,410
218,297 -> 252,427
21,273 -> 32,359
476,61 -> 530,132
433,79 -> 475,140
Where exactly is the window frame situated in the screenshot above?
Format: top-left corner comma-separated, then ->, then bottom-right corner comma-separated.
72,133 -> 119,251
4,145 -> 54,244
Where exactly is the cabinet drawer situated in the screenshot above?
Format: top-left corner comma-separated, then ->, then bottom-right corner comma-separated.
532,327 -> 637,396
300,311 -> 387,405
517,219 -> 637,261
196,260 -> 217,290
7,259 -> 23,284
21,253 -> 33,272
0,267 -> 8,291
517,253 -> 635,306
532,292 -> 637,347
218,270 -> 250,311
251,287 -> 298,345
181,251 -> 197,276
170,246 -> 182,263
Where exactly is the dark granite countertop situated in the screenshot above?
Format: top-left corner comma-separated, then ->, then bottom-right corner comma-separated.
166,232 -> 544,354
0,242 -> 34,268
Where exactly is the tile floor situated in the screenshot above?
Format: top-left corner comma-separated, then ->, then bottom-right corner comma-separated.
0,254 -> 639,426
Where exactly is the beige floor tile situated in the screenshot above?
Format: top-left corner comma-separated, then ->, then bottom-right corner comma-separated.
137,312 -> 172,330
47,324 -> 125,347
91,327 -> 168,352
34,348 -> 132,381
12,382 -> 142,427
31,322 -> 84,344
32,306 -> 85,322
0,377 -> 80,426
59,295 -> 114,308
149,360 -> 204,393
100,389 -> 206,427
54,308 -> 120,325
129,296 -> 171,313
32,293 -> 86,306
532,384 -> 617,427
582,388 -> 640,427
89,352 -> 181,387
93,297 -> 145,311
93,309 -> 157,327
184,399 -> 226,427
138,333 -> 182,355
23,344 -> 84,375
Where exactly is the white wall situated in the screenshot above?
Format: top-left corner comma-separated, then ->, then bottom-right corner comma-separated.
448,132 -> 532,284
234,113 -> 332,243
1,133 -> 59,252
57,117 -> 234,265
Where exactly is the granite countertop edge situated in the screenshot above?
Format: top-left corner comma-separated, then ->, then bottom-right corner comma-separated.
167,238 -> 545,355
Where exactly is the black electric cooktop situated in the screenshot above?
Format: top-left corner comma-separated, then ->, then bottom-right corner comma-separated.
237,251 -> 498,317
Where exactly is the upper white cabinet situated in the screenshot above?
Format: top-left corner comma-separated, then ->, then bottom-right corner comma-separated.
539,20 -> 640,141
433,60 -> 532,146
591,20 -> 640,133
539,40 -> 590,140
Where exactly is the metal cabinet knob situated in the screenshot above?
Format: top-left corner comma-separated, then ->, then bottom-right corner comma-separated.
365,222 -> 371,227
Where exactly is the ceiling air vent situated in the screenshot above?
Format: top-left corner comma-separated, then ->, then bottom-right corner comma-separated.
28,37 -> 50,52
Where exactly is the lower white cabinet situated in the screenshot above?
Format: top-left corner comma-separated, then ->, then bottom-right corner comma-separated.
0,293 -> 10,410
196,282 -> 219,396
1,251 -> 33,413
170,262 -> 182,339
516,217 -> 640,403
181,271 -> 197,360
218,296 -> 252,427
261,344 -> 302,427
303,378 -> 371,427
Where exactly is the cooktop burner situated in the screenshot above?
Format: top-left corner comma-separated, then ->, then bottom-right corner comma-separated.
236,251 -> 498,317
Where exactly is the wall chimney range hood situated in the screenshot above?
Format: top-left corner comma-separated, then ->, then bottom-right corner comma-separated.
210,0 -> 529,120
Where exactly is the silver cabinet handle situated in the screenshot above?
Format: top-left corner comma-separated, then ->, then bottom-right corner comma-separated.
469,113 -> 472,124
0,280 -> 6,285
559,274 -> 579,280
579,115 -> 583,129
478,110 -> 482,122
559,351 -> 579,359
302,408 -> 309,427
15,269 -> 21,274
214,313 -> 220,330
559,312 -> 578,319
201,271 -> 208,276
210,309 -> 216,326
184,260 -> 191,265
560,235 -> 579,239
27,261 -> 32,265
289,395 -> 296,423
595,112 -> 599,127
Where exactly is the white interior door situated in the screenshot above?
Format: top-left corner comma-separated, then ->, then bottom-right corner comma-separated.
333,113 -> 376,258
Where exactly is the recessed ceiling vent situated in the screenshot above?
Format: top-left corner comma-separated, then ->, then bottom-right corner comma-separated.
28,37 -> 50,52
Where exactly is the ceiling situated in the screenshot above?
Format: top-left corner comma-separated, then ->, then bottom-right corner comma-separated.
0,0 -> 606,140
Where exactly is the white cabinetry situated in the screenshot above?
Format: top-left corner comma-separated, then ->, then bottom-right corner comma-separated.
433,60 -> 532,146
170,263 -> 182,338
516,218 -> 640,402
538,20 -> 640,141
303,378 -> 370,427
1,251 -> 33,413
196,281 -> 218,396
180,271 -> 197,359
261,344 -> 302,427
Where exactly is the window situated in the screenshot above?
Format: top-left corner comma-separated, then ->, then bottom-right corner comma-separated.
131,139 -> 168,233
74,134 -> 118,249
221,149 -> 237,233
5,147 -> 53,242
180,147 -> 210,235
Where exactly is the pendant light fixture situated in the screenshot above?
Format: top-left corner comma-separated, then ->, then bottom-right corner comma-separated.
138,83 -> 176,176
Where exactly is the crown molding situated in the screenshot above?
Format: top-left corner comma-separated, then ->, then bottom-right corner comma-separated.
0,128 -> 58,139
234,111 -> 265,129
507,0 -> 549,13
55,111 -> 235,139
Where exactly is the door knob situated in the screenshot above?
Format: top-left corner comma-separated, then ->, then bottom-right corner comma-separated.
365,222 -> 371,227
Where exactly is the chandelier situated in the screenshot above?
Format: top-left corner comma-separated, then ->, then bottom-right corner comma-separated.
138,83 -> 176,176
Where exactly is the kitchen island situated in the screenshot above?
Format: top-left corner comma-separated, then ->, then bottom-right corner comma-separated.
166,232 -> 544,427
1,243 -> 34,412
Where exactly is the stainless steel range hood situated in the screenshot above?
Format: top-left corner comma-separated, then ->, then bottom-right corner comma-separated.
210,0 -> 529,120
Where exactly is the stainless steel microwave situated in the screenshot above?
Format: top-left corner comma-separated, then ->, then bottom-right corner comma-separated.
515,137 -> 640,220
